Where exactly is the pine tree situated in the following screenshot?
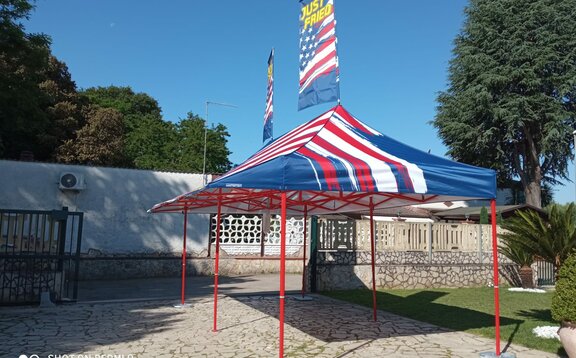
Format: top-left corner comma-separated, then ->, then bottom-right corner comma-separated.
433,0 -> 576,208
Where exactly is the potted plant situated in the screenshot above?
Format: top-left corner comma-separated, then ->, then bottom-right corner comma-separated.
498,238 -> 535,288
551,253 -> 576,357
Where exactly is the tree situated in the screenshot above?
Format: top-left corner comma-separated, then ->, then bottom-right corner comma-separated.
500,203 -> 576,278
498,237 -> 535,288
433,0 -> 576,208
0,0 -> 51,159
37,55 -> 85,160
56,106 -> 125,166
82,86 -> 170,169
127,115 -> 177,170
1,1 -> 85,161
171,113 -> 232,173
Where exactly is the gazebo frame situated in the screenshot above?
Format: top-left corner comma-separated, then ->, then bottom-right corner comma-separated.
152,188 -> 501,357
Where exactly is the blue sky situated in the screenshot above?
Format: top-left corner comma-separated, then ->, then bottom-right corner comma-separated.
25,0 -> 573,203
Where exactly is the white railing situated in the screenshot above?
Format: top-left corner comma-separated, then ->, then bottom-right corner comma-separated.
331,220 -> 502,252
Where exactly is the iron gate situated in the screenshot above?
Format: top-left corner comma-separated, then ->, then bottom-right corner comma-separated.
0,207 -> 83,305
536,260 -> 556,286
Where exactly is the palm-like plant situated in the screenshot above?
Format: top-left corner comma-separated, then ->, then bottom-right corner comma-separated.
499,238 -> 535,287
500,203 -> 576,278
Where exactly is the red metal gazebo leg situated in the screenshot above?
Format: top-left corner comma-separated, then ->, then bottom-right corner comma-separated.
369,197 -> 377,321
213,197 -> 222,332
279,192 -> 287,358
490,199 -> 501,355
180,209 -> 188,306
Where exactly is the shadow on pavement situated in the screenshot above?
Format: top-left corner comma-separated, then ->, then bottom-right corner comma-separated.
78,273 -> 301,302
229,290 -> 521,343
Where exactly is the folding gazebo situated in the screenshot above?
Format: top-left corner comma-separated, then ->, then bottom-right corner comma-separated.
150,105 -> 502,357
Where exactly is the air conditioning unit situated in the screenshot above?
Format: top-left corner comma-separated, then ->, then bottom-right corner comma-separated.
59,172 -> 85,190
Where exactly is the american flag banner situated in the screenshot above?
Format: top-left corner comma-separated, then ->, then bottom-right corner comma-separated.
298,0 -> 340,111
263,49 -> 274,143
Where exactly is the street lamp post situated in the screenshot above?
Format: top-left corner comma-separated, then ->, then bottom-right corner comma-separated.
203,101 -> 237,185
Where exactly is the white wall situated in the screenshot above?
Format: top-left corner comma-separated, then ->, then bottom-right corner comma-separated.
0,160 -> 210,254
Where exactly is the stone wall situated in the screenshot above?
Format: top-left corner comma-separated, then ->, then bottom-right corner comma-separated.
316,250 -> 515,290
318,250 -> 507,265
77,255 -> 303,281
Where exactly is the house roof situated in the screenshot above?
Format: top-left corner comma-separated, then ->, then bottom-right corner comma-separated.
434,204 -> 546,221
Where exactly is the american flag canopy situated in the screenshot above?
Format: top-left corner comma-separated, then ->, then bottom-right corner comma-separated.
298,0 -> 340,110
150,105 -> 496,215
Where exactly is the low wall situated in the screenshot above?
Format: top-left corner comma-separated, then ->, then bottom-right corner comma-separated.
316,251 -> 514,291
77,255 -> 303,280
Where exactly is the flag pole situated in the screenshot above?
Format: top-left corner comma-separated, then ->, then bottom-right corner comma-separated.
213,194 -> 223,332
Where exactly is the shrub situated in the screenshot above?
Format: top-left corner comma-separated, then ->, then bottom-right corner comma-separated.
551,253 -> 576,322
501,203 -> 576,277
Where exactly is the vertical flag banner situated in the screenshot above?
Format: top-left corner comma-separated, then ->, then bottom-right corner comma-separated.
298,0 -> 340,111
263,49 -> 274,143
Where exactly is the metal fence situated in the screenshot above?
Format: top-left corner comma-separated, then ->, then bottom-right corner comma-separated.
0,208 -> 83,305
536,260 -> 556,286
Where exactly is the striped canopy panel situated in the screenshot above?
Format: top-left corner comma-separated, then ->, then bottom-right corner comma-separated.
209,105 -> 495,199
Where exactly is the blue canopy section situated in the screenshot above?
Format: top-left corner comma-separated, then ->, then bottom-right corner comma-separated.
207,105 -> 496,200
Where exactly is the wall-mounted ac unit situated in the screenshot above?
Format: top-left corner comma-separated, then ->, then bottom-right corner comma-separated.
59,172 -> 85,190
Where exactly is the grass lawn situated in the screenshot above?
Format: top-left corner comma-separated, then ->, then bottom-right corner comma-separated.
323,287 -> 565,355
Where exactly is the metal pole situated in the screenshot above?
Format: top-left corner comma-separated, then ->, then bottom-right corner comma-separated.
573,130 -> 576,202
279,192 -> 287,358
369,197 -> 377,321
203,102 -> 208,185
301,206 -> 308,298
213,196 -> 222,332
181,209 -> 188,306
203,101 -> 238,186
490,199 -> 501,356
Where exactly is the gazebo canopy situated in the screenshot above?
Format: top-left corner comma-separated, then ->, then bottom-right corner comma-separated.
150,105 -> 496,215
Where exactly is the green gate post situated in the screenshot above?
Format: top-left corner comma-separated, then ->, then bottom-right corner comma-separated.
309,216 -> 318,293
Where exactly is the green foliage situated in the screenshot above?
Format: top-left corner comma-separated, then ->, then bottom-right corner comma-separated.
552,253 -> 576,322
479,206 -> 489,224
496,211 -> 503,224
499,238 -> 534,267
80,86 -> 232,172
170,113 -> 232,173
433,0 -> 576,208
0,0 -> 52,159
81,86 -> 165,169
56,106 -> 125,166
501,204 -> 576,274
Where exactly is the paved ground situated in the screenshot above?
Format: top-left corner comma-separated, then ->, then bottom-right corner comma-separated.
0,291 -> 559,357
78,274 -> 303,302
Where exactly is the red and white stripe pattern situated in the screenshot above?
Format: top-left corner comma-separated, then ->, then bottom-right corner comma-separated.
298,107 -> 427,193
217,106 -> 427,194
218,109 -> 335,181
263,49 -> 274,143
299,1 -> 338,95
